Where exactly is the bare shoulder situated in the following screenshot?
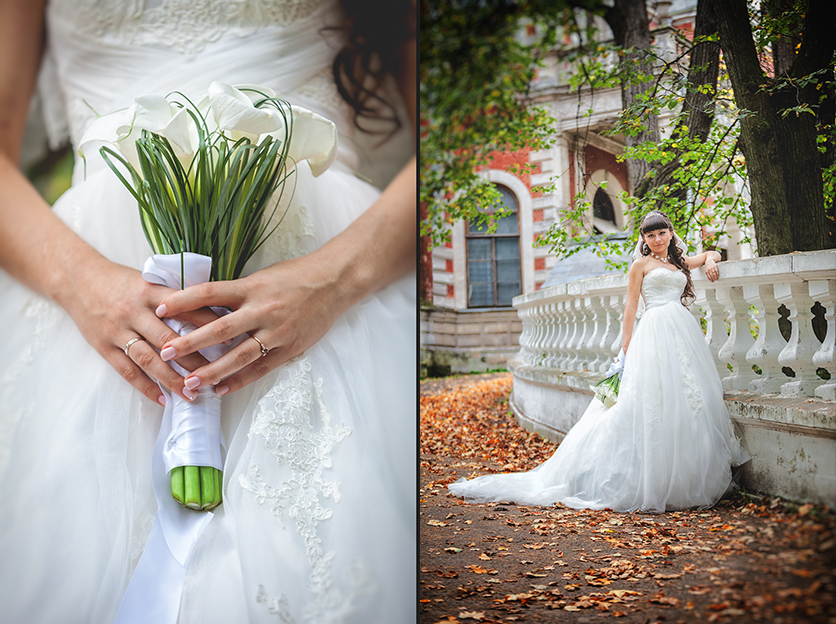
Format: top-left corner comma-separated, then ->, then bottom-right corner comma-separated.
629,256 -> 652,277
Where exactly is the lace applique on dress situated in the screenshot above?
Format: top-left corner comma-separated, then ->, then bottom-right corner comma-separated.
669,316 -> 704,418
255,585 -> 292,622
294,69 -> 349,119
258,196 -> 315,264
0,297 -> 61,473
239,357 -> 373,621
51,0 -> 330,57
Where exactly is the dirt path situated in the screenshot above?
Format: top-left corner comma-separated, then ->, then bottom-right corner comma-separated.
420,374 -> 835,624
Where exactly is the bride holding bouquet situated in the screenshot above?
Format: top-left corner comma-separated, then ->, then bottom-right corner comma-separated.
0,0 -> 416,622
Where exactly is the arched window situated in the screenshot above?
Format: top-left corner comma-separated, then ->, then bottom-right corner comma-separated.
593,187 -> 615,224
466,185 -> 521,307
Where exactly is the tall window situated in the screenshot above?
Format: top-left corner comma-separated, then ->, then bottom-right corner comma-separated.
466,185 -> 521,307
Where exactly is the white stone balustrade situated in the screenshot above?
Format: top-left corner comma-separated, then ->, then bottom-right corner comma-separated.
513,250 -> 836,399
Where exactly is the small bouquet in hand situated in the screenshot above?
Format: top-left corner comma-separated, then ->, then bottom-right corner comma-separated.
80,82 -> 337,510
593,350 -> 626,408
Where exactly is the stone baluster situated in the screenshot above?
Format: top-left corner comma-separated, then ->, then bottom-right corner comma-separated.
554,299 -> 572,369
537,303 -> 551,366
694,287 -> 728,379
518,307 -> 534,365
716,286 -> 758,391
528,304 -> 544,366
606,294 -> 625,357
543,302 -> 562,369
585,296 -> 608,373
810,279 -> 836,401
529,306 -> 542,366
540,303 -> 558,368
561,300 -> 580,370
744,284 -> 787,394
573,297 -> 594,372
775,282 -> 823,397
690,295 -> 705,329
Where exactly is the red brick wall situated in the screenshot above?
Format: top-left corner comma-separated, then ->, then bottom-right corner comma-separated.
475,148 -> 541,197
584,144 -> 629,194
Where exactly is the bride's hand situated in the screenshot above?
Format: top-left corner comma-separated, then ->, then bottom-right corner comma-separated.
61,257 -> 215,405
154,254 -> 347,396
705,258 -> 720,282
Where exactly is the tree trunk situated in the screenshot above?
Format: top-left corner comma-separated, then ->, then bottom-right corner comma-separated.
635,0 -> 721,205
715,0 -> 834,255
603,0 -> 660,193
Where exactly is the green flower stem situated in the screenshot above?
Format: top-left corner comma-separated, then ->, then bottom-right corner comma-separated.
170,465 -> 185,504
214,468 -> 223,507
184,466 -> 201,509
199,467 -> 215,510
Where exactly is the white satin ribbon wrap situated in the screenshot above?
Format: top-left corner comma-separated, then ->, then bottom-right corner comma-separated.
115,252 -> 227,624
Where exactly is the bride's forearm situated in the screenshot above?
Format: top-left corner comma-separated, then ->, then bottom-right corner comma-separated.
308,156 -> 416,309
0,154 -> 108,306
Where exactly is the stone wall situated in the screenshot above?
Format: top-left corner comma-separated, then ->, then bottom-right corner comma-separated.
420,307 -> 523,376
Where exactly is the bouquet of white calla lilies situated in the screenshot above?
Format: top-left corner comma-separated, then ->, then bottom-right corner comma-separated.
79,81 -> 338,510
592,350 -> 626,409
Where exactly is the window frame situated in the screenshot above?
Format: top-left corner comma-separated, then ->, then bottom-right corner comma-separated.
465,185 -> 522,308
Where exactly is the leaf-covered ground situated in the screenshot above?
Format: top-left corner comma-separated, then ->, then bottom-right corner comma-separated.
420,373 -> 836,624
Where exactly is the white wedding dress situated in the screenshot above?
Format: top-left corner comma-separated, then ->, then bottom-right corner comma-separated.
449,267 -> 749,513
0,1 -> 415,623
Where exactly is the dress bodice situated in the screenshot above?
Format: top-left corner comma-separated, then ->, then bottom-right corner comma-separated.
641,267 -> 687,310
41,0 -> 354,166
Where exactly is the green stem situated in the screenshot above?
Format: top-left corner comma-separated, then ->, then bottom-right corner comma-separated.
171,466 -> 184,504
184,466 -> 201,509
199,466 -> 216,510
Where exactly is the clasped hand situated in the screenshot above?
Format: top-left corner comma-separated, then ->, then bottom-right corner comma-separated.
154,253 -> 345,400
66,252 -> 342,405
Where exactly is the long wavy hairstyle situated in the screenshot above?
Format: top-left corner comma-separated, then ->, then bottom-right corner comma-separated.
332,0 -> 415,137
639,211 -> 695,307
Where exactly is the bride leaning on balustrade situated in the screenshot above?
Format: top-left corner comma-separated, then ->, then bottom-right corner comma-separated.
0,0 -> 416,623
450,210 -> 750,513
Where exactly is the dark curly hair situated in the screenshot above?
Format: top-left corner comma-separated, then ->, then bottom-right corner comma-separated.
639,211 -> 695,307
332,0 -> 415,137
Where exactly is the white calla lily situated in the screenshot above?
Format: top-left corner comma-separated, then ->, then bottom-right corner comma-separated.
79,95 -> 198,170
208,82 -> 280,143
271,105 -> 338,177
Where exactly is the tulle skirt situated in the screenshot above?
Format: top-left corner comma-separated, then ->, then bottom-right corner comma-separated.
0,160 -> 416,623
449,299 -> 749,513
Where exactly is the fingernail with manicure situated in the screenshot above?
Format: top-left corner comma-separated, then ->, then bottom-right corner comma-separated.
157,394 -> 167,407
216,384 -> 229,396
185,376 -> 201,390
156,304 -> 167,317
183,387 -> 197,401
161,346 -> 176,361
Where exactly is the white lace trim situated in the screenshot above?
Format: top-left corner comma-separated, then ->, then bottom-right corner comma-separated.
52,0 -> 330,57
239,357 -> 373,622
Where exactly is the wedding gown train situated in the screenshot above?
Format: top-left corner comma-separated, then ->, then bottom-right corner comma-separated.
0,1 -> 415,623
449,267 -> 750,513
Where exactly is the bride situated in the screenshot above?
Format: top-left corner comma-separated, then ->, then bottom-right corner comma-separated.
0,1 -> 415,623
449,211 -> 750,513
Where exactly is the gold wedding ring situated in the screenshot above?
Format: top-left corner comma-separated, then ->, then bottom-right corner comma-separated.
252,335 -> 269,358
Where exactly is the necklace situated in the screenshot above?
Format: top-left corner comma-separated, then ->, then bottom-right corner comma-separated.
651,252 -> 669,263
